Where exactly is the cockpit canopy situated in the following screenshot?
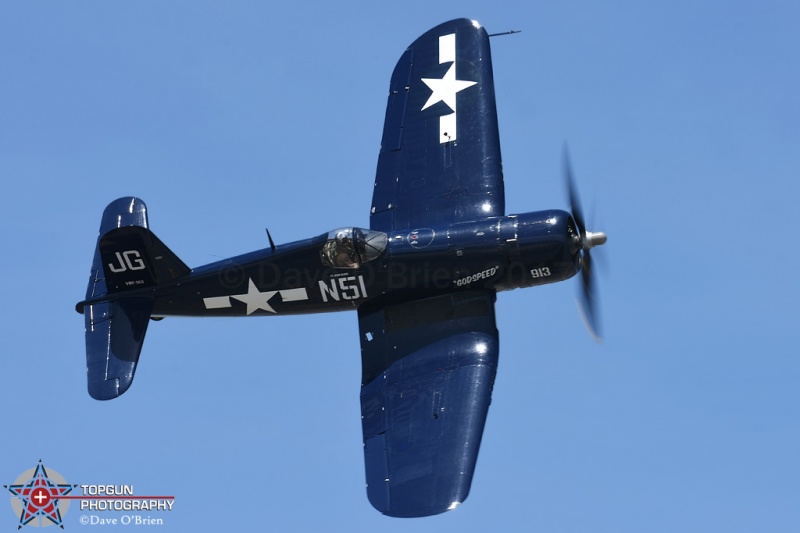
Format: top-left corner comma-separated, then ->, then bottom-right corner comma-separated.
321,227 -> 388,269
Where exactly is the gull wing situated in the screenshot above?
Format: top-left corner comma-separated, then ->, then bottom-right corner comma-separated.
358,291 -> 499,517
370,19 -> 504,231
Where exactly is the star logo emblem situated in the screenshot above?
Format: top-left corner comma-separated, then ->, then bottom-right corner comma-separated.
231,278 -> 279,315
421,63 -> 477,113
5,461 -> 76,529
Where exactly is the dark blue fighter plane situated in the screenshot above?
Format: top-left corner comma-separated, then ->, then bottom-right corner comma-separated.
77,19 -> 606,517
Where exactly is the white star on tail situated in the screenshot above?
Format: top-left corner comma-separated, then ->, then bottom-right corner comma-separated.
421,63 -> 477,113
231,279 -> 278,315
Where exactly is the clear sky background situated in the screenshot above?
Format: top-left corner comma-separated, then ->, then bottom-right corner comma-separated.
2,1 -> 798,531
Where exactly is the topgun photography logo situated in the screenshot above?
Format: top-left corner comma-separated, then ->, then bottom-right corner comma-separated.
4,460 -> 76,528
5,461 -> 174,529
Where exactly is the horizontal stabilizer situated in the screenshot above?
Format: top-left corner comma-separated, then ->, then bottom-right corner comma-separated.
85,298 -> 153,400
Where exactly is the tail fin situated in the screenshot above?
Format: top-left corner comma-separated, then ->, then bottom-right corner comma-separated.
79,197 -> 189,400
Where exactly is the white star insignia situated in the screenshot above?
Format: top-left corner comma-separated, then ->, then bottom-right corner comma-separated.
230,278 -> 278,315
421,63 -> 477,112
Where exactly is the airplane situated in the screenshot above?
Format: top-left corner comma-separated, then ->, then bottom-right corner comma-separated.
76,18 -> 606,518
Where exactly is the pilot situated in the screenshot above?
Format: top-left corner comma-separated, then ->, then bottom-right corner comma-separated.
335,233 -> 356,268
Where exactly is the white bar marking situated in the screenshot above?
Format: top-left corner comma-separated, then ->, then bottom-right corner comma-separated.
203,296 -> 232,309
440,112 -> 456,143
439,33 -> 456,64
280,288 -> 308,302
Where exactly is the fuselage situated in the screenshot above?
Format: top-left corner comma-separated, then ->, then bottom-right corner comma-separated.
145,209 -> 581,318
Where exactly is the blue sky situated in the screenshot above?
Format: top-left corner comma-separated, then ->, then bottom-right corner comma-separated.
2,1 -> 798,531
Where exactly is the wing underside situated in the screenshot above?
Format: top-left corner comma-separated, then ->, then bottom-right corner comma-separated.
370,18 -> 505,231
358,291 -> 499,517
